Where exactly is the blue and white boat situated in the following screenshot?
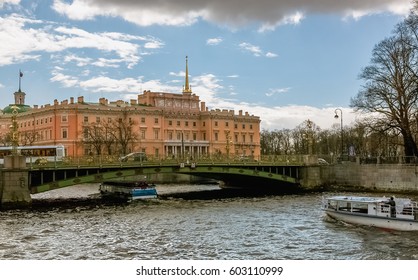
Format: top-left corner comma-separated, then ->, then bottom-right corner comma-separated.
99,180 -> 157,201
322,195 -> 418,231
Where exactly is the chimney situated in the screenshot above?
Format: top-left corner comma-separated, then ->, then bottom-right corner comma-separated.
54,99 -> 58,105
200,102 -> 205,111
239,110 -> 243,116
77,96 -> 84,103
70,97 -> 74,104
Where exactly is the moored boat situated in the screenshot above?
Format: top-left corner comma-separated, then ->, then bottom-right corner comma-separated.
322,195 -> 418,231
99,180 -> 157,201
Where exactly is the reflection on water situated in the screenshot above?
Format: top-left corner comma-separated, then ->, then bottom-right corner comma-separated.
1,184 -> 418,259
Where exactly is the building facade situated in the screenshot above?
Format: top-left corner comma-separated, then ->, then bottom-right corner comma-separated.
0,60 -> 261,160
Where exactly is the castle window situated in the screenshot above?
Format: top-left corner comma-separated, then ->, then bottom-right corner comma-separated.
62,128 -> 68,139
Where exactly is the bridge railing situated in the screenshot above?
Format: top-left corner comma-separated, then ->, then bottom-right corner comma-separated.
16,154 -> 314,169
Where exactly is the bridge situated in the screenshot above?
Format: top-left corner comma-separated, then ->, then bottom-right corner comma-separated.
28,159 -> 308,194
0,155 -> 320,209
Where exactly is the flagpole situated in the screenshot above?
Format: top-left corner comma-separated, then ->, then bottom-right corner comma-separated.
18,69 -> 22,92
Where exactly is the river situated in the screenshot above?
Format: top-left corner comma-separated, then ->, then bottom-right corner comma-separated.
1,183 -> 418,260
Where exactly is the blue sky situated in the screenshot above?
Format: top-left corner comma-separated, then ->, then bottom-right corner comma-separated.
0,0 -> 412,130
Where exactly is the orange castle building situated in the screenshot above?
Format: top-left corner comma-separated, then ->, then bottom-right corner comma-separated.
0,58 -> 261,160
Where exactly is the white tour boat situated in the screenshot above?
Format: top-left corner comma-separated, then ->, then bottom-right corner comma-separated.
322,195 -> 418,231
99,180 -> 157,201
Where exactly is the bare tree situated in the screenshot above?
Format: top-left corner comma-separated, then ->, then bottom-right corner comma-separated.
350,28 -> 418,158
82,122 -> 105,155
110,111 -> 138,155
21,130 -> 39,146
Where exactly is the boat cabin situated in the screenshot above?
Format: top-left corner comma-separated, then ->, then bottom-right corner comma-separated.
324,196 -> 418,220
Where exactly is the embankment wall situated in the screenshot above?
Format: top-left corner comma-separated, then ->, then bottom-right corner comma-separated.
304,163 -> 418,193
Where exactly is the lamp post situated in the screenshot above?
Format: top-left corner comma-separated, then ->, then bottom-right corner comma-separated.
334,108 -> 343,157
306,119 -> 313,155
10,105 -> 19,155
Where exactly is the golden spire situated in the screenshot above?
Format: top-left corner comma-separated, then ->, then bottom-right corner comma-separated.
183,56 -> 192,94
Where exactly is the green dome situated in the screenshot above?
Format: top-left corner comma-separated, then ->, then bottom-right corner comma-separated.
2,104 -> 31,114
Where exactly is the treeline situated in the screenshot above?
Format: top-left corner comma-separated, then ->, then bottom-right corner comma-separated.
260,119 -> 403,160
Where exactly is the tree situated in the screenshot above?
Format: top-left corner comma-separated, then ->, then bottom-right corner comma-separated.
350,24 -> 418,158
82,122 -> 105,155
110,111 -> 138,155
21,130 -> 40,146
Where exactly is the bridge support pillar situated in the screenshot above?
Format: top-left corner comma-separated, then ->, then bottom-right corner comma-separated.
0,155 -> 31,210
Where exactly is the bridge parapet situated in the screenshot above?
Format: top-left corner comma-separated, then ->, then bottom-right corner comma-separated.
13,154 -> 319,170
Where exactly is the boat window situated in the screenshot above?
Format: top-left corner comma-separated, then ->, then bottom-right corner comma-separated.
351,203 -> 368,213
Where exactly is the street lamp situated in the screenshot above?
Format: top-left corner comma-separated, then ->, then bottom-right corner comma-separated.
334,108 -> 343,157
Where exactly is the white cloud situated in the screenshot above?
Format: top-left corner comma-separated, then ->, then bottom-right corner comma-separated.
265,52 -> 278,58
50,0 -> 411,31
50,69 -> 80,88
52,0 -> 108,21
169,71 -> 185,77
0,0 -> 20,8
265,87 -> 291,97
0,14 -> 163,68
258,11 -> 305,32
144,41 -> 164,49
52,0 -> 201,26
227,74 -> 239,78
239,42 -> 277,58
206,37 -> 223,45
239,42 -> 263,57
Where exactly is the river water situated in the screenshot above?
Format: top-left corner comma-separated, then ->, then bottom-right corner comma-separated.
1,184 -> 418,260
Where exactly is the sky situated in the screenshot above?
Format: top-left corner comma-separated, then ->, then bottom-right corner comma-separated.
0,0 -> 413,131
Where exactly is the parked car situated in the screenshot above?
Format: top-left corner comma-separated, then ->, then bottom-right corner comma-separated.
318,158 -> 329,165
237,155 -> 256,162
119,152 -> 147,162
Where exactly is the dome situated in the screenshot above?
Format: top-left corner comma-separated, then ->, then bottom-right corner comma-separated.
2,104 -> 31,114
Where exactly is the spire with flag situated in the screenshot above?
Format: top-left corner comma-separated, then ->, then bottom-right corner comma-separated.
18,70 -> 23,92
